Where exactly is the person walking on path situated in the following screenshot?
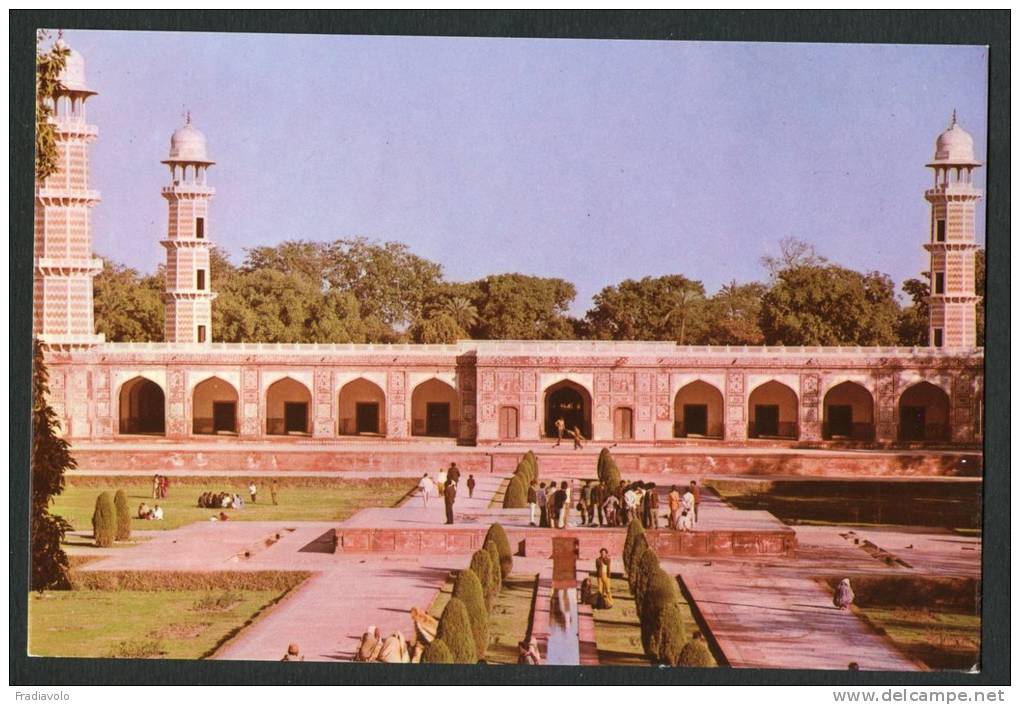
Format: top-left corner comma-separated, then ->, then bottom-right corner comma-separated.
444,479 -> 457,525
554,417 -> 566,447
447,463 -> 461,487
571,425 -> 585,450
557,480 -> 571,528
580,481 -> 593,526
270,480 -> 279,506
689,480 -> 701,524
646,483 -> 660,529
248,481 -> 257,504
159,475 -> 169,499
833,578 -> 855,610
436,467 -> 448,496
668,485 -> 682,530
679,486 -> 696,532
466,474 -> 476,498
152,475 -> 160,499
418,472 -> 435,508
537,482 -> 549,528
527,480 -> 539,526
595,548 -> 614,609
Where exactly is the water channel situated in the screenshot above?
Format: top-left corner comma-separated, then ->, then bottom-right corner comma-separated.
545,587 -> 580,665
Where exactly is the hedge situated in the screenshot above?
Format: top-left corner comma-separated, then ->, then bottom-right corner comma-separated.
437,597 -> 477,664
469,549 -> 497,610
113,489 -> 131,541
69,570 -> 312,592
484,523 -> 513,579
678,638 -> 714,667
422,638 -> 453,664
452,569 -> 489,660
92,492 -> 116,547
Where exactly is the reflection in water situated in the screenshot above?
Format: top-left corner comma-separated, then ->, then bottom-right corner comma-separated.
546,588 -> 579,665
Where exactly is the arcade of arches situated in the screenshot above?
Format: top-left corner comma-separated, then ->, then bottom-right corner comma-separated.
674,381 -> 724,438
544,380 -> 592,439
338,378 -> 386,436
823,382 -> 875,441
118,377 -> 165,435
411,378 -> 459,437
266,378 -> 312,436
898,382 -> 950,442
748,381 -> 799,440
192,377 -> 238,435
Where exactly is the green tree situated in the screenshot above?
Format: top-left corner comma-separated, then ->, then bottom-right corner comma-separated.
703,280 -> 766,345
761,236 -> 827,276
31,341 -> 73,590
897,276 -> 930,346
442,296 -> 479,334
92,258 -> 164,342
472,273 -> 576,340
759,265 -> 899,346
35,31 -> 69,181
975,248 -> 985,346
408,311 -> 467,344
585,275 -> 707,343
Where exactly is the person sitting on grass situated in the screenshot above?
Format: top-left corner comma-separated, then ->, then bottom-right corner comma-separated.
355,626 -> 382,662
221,493 -> 232,509
151,505 -> 164,521
218,511 -> 230,521
138,502 -> 152,519
233,493 -> 244,509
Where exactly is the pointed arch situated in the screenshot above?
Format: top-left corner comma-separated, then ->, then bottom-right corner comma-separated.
823,381 -> 875,441
898,381 -> 950,442
674,380 -> 725,438
193,376 -> 239,435
748,380 -> 799,439
339,377 -> 386,435
410,377 -> 459,437
118,376 -> 166,435
266,377 -> 312,435
543,379 -> 592,439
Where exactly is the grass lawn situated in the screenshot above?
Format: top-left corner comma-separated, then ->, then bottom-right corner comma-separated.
855,607 -> 980,670
53,477 -> 416,533
29,587 -> 294,659
428,571 -> 538,664
590,574 -> 717,667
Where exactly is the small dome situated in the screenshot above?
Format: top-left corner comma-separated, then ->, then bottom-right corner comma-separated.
932,114 -> 977,164
54,40 -> 92,93
167,121 -> 213,163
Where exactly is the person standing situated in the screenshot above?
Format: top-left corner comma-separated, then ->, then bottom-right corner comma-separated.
152,474 -> 160,499
554,417 -> 566,446
527,480 -> 539,526
443,478 -> 457,525
436,467 -> 448,496
680,486 -> 696,532
557,480 -> 571,528
571,425 -> 584,450
623,484 -> 639,525
646,483 -> 660,529
668,485 -> 682,530
689,480 -> 701,524
537,482 -> 549,528
418,472 -> 435,508
248,481 -> 257,504
580,481 -> 593,526
466,474 -> 475,498
447,462 -> 461,487
270,480 -> 279,506
159,475 -> 169,499
595,548 -> 614,609
833,578 -> 855,610
592,482 -> 605,526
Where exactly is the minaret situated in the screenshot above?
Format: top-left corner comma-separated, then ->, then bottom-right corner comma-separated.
160,115 -> 216,344
924,112 -> 982,349
33,40 -> 104,348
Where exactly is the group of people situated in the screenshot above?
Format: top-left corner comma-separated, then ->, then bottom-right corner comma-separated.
352,606 -> 442,663
524,478 -> 702,531
136,502 -> 164,520
151,474 -> 170,499
553,417 -> 585,450
198,491 -> 247,510
417,463 -> 476,525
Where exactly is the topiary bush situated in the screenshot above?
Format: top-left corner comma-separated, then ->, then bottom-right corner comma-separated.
469,549 -> 497,610
484,540 -> 502,597
422,637 -> 453,664
436,597 -> 477,664
452,569 -> 489,659
623,517 -> 646,567
524,450 -> 538,480
678,638 -> 714,667
642,601 -> 687,665
484,523 -> 513,579
625,532 -> 649,580
113,489 -> 131,541
632,548 -> 661,606
639,568 -> 680,621
502,475 -> 528,509
597,447 -> 611,483
92,492 -> 116,547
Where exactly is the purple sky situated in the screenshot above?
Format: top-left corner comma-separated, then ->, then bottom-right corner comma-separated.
62,31 -> 988,315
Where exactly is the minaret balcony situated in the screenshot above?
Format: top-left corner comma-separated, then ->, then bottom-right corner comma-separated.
35,256 -> 103,275
35,187 -> 101,205
923,242 -> 980,252
52,121 -> 98,139
162,289 -> 218,301
924,184 -> 982,201
160,238 -> 215,249
161,184 -> 215,198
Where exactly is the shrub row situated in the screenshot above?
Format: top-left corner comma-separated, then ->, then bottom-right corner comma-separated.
622,519 -> 710,667
503,451 -> 539,509
69,570 -> 312,592
424,524 -> 513,664
91,490 -> 134,547
596,448 -> 623,495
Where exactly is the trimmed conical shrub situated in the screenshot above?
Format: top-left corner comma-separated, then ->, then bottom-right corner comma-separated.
524,450 -> 538,480
678,638 -> 714,667
113,489 -> 132,541
633,548 -> 661,605
643,601 -> 687,665
502,475 -> 527,509
436,597 -> 476,664
639,568 -> 680,621
92,492 -> 116,547
422,637 -> 453,664
623,518 -> 645,566
452,569 -> 489,660
469,549 -> 496,609
484,523 -> 513,579
625,531 -> 648,578
597,448 -> 611,483
484,539 -> 502,597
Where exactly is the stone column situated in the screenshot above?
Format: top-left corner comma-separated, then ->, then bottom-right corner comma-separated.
654,371 -> 672,441
724,371 -> 746,441
593,371 -> 613,442
798,372 -> 822,442
873,372 -> 898,444
387,370 -> 407,438
457,361 -> 477,444
93,366 -> 114,439
165,368 -> 188,440
951,372 -> 976,444
312,368 -> 333,438
239,366 -> 261,439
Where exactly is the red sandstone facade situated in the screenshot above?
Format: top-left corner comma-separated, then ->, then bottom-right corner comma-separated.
35,46 -> 985,452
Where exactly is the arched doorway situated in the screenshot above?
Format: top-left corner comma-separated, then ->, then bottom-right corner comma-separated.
338,378 -> 386,435
544,380 -> 592,439
266,377 -> 312,435
748,381 -> 799,439
192,377 -> 238,435
823,381 -> 874,441
898,382 -> 950,442
119,377 -> 165,435
410,378 -> 459,437
674,380 -> 724,438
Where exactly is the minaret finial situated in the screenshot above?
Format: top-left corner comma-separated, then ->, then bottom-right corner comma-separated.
950,109 -> 957,128
186,109 -> 191,125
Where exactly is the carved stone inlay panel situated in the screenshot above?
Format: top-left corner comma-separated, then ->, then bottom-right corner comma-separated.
596,405 -> 610,421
